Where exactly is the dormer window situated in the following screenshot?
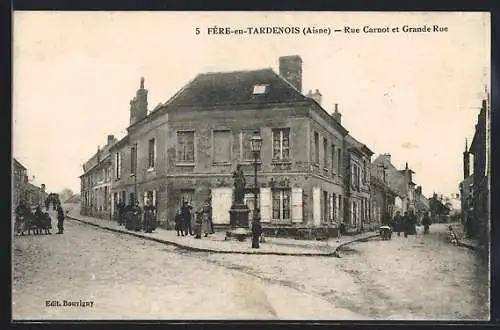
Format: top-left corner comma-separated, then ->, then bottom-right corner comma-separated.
253,84 -> 268,95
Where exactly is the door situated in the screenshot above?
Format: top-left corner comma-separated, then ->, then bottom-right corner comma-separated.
211,187 -> 232,225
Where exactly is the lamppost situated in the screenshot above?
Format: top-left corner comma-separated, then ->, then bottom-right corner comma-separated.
250,132 -> 263,248
250,132 -> 263,216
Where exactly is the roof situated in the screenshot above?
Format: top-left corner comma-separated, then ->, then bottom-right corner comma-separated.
416,194 -> 430,211
345,135 -> 374,157
13,158 -> 27,170
370,174 -> 399,196
371,154 -> 409,197
162,68 -> 308,107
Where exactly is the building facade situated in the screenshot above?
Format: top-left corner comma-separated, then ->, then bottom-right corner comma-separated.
371,154 -> 417,216
80,135 -> 117,219
344,135 -> 374,231
83,55 -> 377,237
13,159 -> 28,211
464,95 -> 490,255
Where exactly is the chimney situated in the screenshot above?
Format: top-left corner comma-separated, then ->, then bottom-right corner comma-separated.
332,103 -> 342,123
306,89 -> 322,105
107,135 -> 115,145
279,55 -> 303,92
129,77 -> 149,126
41,184 -> 45,193
383,153 -> 391,162
463,139 -> 470,179
416,186 -> 422,195
24,175 -> 29,183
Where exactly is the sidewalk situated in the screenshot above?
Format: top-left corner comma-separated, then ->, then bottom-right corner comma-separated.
66,211 -> 379,257
450,223 -> 480,251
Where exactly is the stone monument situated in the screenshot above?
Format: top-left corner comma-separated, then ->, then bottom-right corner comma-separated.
225,164 -> 251,241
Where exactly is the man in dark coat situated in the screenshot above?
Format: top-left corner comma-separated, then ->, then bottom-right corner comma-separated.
174,209 -> 184,236
422,212 -> 431,234
402,211 -> 410,238
251,208 -> 262,249
392,211 -> 402,236
56,204 -> 65,234
133,201 -> 142,232
143,199 -> 155,233
124,201 -> 134,230
181,201 -> 194,236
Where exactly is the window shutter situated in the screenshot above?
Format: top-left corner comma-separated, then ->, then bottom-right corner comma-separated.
153,190 -> 157,207
260,188 -> 272,223
143,192 -> 147,205
313,187 -> 321,227
211,187 -> 232,225
291,187 -> 303,223
329,193 -> 334,221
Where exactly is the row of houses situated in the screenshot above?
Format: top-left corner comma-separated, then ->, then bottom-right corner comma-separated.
12,158 -> 48,212
459,91 -> 490,253
80,55 -> 430,235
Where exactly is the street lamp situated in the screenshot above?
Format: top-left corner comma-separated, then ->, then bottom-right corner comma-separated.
250,132 -> 262,248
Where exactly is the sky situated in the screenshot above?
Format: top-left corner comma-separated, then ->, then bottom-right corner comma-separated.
13,12 -> 490,196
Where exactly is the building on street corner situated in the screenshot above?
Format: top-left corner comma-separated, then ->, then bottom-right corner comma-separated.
80,55 -> 398,238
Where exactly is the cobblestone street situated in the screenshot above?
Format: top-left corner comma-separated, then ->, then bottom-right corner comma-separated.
12,214 -> 361,320
13,214 -> 488,320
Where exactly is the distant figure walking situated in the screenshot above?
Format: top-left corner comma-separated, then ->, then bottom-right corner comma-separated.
402,211 -> 410,238
143,199 -> 155,233
56,204 -> 65,234
181,201 -> 194,236
422,212 -> 431,234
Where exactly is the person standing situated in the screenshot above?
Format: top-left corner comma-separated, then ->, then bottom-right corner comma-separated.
202,201 -> 212,237
133,201 -> 142,232
422,211 -> 431,234
181,201 -> 193,236
251,208 -> 262,249
124,201 -> 134,230
402,211 -> 410,238
174,209 -> 184,236
56,204 -> 65,234
393,211 -> 402,236
194,208 -> 203,239
205,200 -> 214,234
143,199 -> 155,233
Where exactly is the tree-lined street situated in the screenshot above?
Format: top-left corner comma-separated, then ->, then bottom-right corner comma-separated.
13,215 -> 488,320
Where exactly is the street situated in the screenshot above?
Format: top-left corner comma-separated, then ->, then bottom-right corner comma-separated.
13,215 -> 488,320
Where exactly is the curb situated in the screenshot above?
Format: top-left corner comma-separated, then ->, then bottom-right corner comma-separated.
457,240 -> 480,252
67,216 -> 347,257
333,233 -> 380,256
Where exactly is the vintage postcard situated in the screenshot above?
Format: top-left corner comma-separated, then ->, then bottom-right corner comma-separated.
12,11 -> 491,321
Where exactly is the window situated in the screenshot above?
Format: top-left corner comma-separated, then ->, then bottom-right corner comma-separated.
322,190 -> 328,223
179,189 -> 194,209
272,128 -> 290,161
177,131 -> 195,163
272,188 -> 291,221
331,145 -> 336,173
314,132 -> 319,163
241,129 -> 261,161
115,152 -> 121,179
323,138 -> 328,169
337,149 -> 342,175
213,130 -> 231,163
253,84 -> 268,95
148,138 -> 156,168
130,145 -> 137,175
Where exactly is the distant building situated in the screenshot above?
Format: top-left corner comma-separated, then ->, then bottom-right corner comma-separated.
371,154 -> 417,216
12,159 -> 27,211
12,158 -> 48,211
80,135 -> 117,219
414,186 -> 430,221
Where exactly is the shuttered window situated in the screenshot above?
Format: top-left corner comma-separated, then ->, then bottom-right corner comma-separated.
291,188 -> 303,223
272,188 -> 291,221
213,130 -> 231,163
260,188 -> 272,223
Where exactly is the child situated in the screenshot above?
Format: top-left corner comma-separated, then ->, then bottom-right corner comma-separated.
447,225 -> 458,245
174,210 -> 184,236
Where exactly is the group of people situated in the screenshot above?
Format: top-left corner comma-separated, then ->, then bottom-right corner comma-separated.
14,202 -> 66,235
174,200 -> 214,239
115,199 -> 157,233
386,210 -> 432,238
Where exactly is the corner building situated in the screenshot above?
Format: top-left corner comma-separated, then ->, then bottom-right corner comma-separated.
104,55 -> 376,235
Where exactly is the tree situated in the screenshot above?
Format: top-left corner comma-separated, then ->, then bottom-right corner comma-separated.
59,188 -> 74,203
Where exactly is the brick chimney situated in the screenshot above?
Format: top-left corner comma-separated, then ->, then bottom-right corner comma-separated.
306,89 -> 322,105
107,135 -> 115,145
129,77 -> 148,126
279,55 -> 303,92
416,186 -> 422,195
383,153 -> 391,162
331,103 -> 342,123
41,184 -> 45,193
